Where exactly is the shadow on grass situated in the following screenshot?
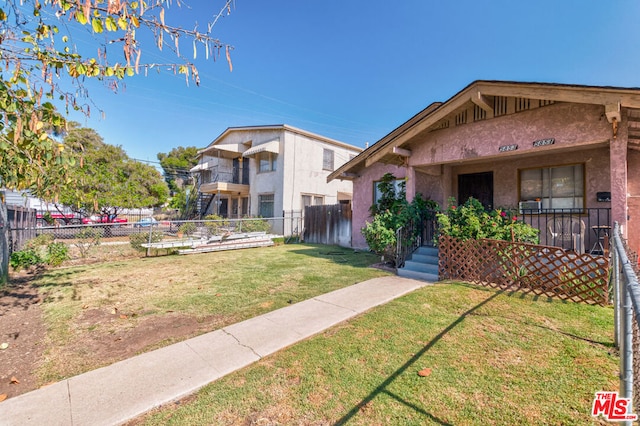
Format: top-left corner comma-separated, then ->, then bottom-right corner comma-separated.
334,290 -> 504,425
289,245 -> 378,267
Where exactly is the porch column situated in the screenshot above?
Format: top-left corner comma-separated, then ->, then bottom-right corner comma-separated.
442,165 -> 453,207
405,166 -> 416,201
610,113 -> 628,238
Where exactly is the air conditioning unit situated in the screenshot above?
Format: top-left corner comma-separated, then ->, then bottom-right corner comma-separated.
519,200 -> 541,214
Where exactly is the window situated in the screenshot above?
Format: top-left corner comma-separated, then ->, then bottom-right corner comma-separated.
519,164 -> 584,210
258,152 -> 276,173
323,149 -> 334,171
302,194 -> 324,208
258,194 -> 274,218
373,178 -> 405,205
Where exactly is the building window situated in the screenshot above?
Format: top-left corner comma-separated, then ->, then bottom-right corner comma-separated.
258,194 -> 274,218
323,149 -> 334,171
258,152 -> 277,173
302,194 -> 324,208
373,178 -> 405,205
519,164 -> 584,210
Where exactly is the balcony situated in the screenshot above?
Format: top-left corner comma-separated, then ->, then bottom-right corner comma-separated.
199,169 -> 249,196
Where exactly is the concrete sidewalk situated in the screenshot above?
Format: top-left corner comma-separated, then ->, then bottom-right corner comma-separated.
0,276 -> 430,426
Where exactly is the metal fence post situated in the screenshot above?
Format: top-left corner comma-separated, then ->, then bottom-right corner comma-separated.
613,243 -> 620,348
612,222 -> 638,424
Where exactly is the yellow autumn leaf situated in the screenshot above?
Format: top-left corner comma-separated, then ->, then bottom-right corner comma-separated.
91,18 -> 103,34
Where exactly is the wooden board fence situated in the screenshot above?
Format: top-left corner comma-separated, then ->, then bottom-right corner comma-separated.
438,235 -> 609,305
303,203 -> 352,246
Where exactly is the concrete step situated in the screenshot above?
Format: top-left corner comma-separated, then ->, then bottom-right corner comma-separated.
410,253 -> 439,264
397,246 -> 439,283
397,268 -> 438,282
414,246 -> 439,257
403,260 -> 439,275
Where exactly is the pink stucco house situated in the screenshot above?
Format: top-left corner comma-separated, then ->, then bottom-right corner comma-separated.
328,81 -> 640,256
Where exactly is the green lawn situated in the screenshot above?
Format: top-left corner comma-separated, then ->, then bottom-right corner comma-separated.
134,283 -> 617,426
30,243 -> 390,382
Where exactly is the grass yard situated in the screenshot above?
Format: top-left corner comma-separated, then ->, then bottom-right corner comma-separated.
24,243 -> 390,385
132,283 -> 618,426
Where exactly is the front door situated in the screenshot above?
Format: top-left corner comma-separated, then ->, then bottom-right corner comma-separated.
458,172 -> 493,210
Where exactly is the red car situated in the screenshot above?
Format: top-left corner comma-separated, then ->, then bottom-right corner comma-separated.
36,213 -> 81,226
81,215 -> 128,224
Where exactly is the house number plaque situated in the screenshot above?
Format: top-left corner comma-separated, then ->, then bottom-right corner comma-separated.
498,144 -> 518,152
533,138 -> 555,147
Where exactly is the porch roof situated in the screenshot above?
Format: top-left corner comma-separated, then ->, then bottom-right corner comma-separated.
327,80 -> 640,182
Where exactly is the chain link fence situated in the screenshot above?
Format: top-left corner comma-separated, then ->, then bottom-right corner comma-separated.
611,222 -> 640,424
9,213 -> 304,248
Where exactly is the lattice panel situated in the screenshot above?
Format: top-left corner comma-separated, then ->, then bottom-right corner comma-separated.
439,236 -> 609,305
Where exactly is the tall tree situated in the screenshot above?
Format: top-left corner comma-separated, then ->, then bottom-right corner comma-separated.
0,0 -> 234,195
157,146 -> 199,193
32,125 -> 169,217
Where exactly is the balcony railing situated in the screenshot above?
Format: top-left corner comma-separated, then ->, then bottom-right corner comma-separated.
520,208 -> 612,255
201,167 -> 249,185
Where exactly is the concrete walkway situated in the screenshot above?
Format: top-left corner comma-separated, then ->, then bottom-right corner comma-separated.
0,276 -> 431,426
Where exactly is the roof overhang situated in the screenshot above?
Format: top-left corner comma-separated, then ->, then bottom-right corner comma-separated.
198,143 -> 245,159
242,140 -> 280,157
189,162 -> 209,173
328,80 -> 640,181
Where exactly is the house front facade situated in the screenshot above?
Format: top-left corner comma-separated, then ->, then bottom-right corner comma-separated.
329,81 -> 640,254
192,125 -> 361,234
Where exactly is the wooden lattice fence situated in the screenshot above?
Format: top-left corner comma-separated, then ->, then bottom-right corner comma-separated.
439,235 -> 610,305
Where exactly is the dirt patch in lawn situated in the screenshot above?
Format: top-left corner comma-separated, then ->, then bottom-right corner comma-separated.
0,277 -> 46,400
60,310 -> 230,374
0,273 -> 231,401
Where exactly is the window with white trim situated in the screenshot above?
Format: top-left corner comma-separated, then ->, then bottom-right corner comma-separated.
519,164 -> 584,210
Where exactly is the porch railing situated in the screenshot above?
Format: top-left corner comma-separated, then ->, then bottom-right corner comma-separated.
394,209 -> 437,268
201,168 -> 249,185
519,208 -> 611,255
394,207 -> 611,268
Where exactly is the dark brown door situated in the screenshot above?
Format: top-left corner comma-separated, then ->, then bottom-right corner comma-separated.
458,172 -> 493,210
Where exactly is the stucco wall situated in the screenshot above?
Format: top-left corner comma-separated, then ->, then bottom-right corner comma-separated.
407,103 -> 611,166
282,131 -> 358,212
351,163 -> 407,249
350,102 -> 626,250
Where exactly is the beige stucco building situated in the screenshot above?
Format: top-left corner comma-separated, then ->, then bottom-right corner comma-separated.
329,81 -> 640,254
192,125 -> 361,233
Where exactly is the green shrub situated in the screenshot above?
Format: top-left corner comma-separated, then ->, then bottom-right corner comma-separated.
436,197 -> 539,243
129,231 -> 164,252
203,215 -> 228,235
10,248 -> 44,271
46,242 -> 69,266
11,236 -> 70,270
26,233 -> 54,249
240,217 -> 271,233
361,172 -> 440,262
361,211 -> 398,258
178,222 -> 197,237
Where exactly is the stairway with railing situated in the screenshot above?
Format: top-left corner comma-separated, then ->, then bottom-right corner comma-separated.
395,209 -> 439,282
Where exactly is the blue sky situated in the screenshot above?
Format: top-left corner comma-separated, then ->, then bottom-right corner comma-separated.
64,0 -> 640,165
